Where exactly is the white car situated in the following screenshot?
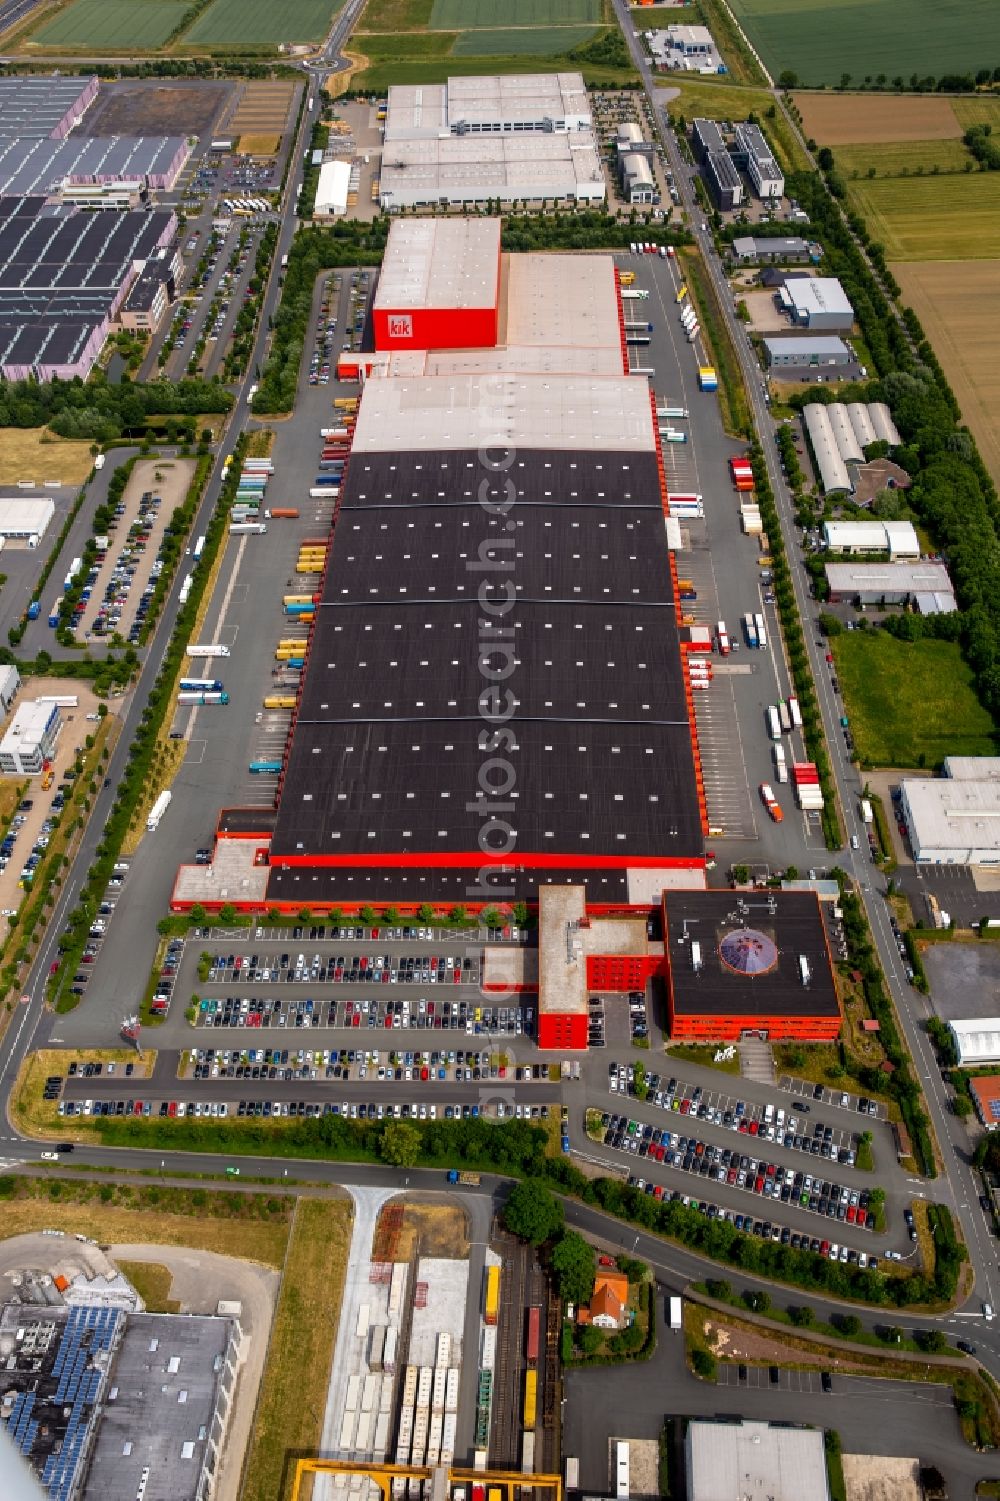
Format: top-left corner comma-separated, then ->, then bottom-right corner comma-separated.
40,1151 -> 58,1161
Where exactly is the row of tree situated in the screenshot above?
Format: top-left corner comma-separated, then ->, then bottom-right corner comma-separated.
0,375 -> 230,445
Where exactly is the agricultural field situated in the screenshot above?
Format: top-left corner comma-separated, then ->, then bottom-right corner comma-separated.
185,0 -> 345,44
0,427 -> 96,484
831,634 -> 997,768
834,138 -> 973,179
952,97 -> 1000,130
31,0 -> 188,49
430,0 -> 600,23
727,0 -> 1000,86
894,259 -> 1000,487
848,173 -> 1000,260
793,92 -> 962,146
451,24 -> 596,53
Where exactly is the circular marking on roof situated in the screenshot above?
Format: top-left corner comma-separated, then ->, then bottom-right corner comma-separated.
718,927 -> 778,977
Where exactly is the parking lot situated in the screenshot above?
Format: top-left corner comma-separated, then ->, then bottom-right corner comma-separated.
778,1074 -> 886,1123
717,1363 -> 834,1393
62,855 -> 136,1007
70,458 -> 195,644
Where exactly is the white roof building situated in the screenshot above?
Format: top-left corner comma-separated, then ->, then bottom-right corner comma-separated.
314,159 -> 351,216
944,757 -> 1000,781
685,1420 -> 829,1501
374,218 -> 500,314
949,1020 -> 1000,1065
379,132 -> 605,208
351,373 -> 656,456
822,520 -> 919,557
900,777 -> 1000,863
0,496 -> 54,541
384,72 -> 593,141
786,276 -> 854,330
803,402 -> 851,494
825,559 -> 954,608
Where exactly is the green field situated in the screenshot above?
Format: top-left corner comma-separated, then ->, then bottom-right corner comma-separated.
831,633 -> 997,767
835,138 -> 974,179
33,0 -> 189,47
952,97 -> 1000,130
451,23 -> 596,52
186,0 -> 344,43
431,0 -> 599,24
848,172 -> 1000,259
725,0 -> 1000,86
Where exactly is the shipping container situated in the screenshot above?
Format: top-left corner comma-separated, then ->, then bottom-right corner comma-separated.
177,690 -> 229,705
390,1264 -> 409,1321
369,1325 -> 386,1372
432,1367 -> 447,1413
357,1303 -> 370,1339
402,1366 -> 418,1407
355,1407 -> 374,1452
374,1410 -> 391,1456
340,1408 -> 358,1451
441,1410 -> 457,1464
362,1373 -> 379,1412
268,508 -> 300,519
565,1458 -> 580,1492
525,1306 -> 541,1364
436,1332 -> 452,1369
249,760 -> 282,773
480,1325 -> 497,1370
384,1327 -> 399,1373
428,1411 -> 443,1458
522,1431 -> 535,1474
310,486 -> 339,498
485,1265 -> 500,1325
445,1367 -> 459,1413
417,1367 -> 433,1408
522,1370 -> 537,1429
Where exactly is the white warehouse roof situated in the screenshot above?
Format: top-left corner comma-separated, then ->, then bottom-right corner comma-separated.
826,559 -> 952,596
685,1420 -> 828,1501
384,72 -> 592,140
786,276 -> 853,323
846,400 -> 877,448
374,218 -> 500,312
822,520 -> 919,556
0,496 -> 54,537
903,777 -> 1000,860
351,373 -> 656,455
315,158 -> 351,215
944,757 -> 1000,781
869,400 -> 902,446
949,1019 -> 1000,1065
379,132 -> 605,205
827,402 -> 864,464
803,403 -> 851,494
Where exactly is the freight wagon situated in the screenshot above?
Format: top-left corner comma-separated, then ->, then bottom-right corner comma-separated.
484,1265 -> 500,1326
522,1370 -> 537,1429
525,1306 -> 540,1364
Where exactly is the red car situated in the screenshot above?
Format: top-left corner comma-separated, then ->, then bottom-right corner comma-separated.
168,1101 -> 177,1117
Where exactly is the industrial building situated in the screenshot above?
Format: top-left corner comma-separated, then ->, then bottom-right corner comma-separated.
646,24 -> 726,73
0,74 -> 97,140
822,520 -> 919,557
731,235 -> 816,264
764,335 -> 852,372
685,1419 -> 830,1501
662,890 -> 841,1042
0,664 -> 19,715
372,218 -> 501,351
620,151 -> 655,203
803,401 -> 901,495
0,134 -> 190,197
379,131 -> 605,208
733,122 -> 783,198
0,698 -> 60,775
970,1073 -> 1000,1128
174,218 -> 704,917
0,1301 -> 241,1501
825,559 -> 955,610
781,275 -> 853,330
899,777 -> 1000,864
691,117 -> 727,165
384,72 -> 594,141
0,195 -> 176,381
0,496 -> 54,544
314,158 -> 352,217
943,757 -> 1000,781
948,1020 -> 1000,1067
119,254 -> 174,333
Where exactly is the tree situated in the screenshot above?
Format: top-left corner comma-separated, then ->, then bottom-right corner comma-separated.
789,1304 -> 815,1327
834,1313 -> 861,1337
218,903 -> 236,925
550,1231 -> 596,1306
379,1122 -> 420,1168
578,1325 -> 603,1355
512,901 -> 530,926
777,70 -> 799,89
916,1328 -> 947,1354
359,905 -> 377,925
503,1179 -> 564,1245
481,905 -> 502,928
731,864 -> 750,886
692,1348 -> 717,1380
743,1289 -> 769,1313
417,903 -> 436,924
953,1092 -> 973,1118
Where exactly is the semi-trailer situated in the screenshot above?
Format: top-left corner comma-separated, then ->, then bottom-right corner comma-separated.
180,678 -> 223,691
146,790 -> 171,831
313,475 -> 340,487
178,691 -> 229,705
778,699 -> 793,734
669,1296 -> 682,1331
230,523 -> 267,535
249,760 -> 283,774
178,575 -> 193,605
773,743 -> 788,783
187,643 -> 230,657
743,613 -> 758,648
767,705 -> 782,740
48,598 -> 61,627
686,323 -> 700,343
788,694 -> 802,729
657,405 -> 689,419
754,612 -> 768,649
264,695 -> 297,709
716,620 -> 731,656
267,508 -> 300,519
759,782 -> 784,822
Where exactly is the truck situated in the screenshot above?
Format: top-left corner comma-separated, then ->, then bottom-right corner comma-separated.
263,695 -> 297,709
63,558 -> 82,592
249,760 -> 283,774
146,789 -> 171,831
743,613 -> 758,648
179,678 -> 223,692
668,1296 -> 682,1331
266,508 -> 300,519
788,694 -> 802,729
759,782 -> 783,823
716,620 -> 730,656
178,575 -> 193,605
178,691 -> 229,705
48,598 -> 61,627
686,323 -> 700,343
698,366 -> 718,392
767,705 -> 782,741
446,1170 -> 480,1185
230,523 -> 267,535
187,644 -> 230,657
778,699 -> 793,734
754,612 -> 767,650
565,1459 -> 580,1493
94,453 -> 106,470
192,535 -> 206,560
657,406 -> 689,419
773,743 -> 789,783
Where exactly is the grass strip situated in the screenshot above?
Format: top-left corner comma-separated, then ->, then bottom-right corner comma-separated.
240,1198 -> 353,1501
680,247 -> 750,437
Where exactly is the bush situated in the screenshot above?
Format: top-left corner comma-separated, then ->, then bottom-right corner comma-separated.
692,1347 -> 717,1380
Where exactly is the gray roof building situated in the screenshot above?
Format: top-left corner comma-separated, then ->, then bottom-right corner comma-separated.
685,1419 -> 829,1501
732,234 -> 813,262
785,275 -> 854,330
703,149 -> 743,209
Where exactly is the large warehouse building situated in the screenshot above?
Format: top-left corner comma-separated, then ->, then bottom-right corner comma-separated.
379,73 -> 605,207
372,218 -> 501,351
